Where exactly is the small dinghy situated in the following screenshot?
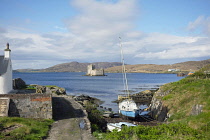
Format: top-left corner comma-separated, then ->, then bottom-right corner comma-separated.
107,122 -> 136,132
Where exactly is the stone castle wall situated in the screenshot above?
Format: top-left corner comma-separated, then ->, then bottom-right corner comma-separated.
0,94 -> 52,119
86,64 -> 105,76
91,69 -> 104,76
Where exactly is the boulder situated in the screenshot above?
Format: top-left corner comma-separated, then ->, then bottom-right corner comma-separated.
83,100 -> 90,106
36,85 -> 46,94
191,104 -> 203,115
74,95 -> 103,105
57,87 -> 66,95
74,95 -> 91,101
141,90 -> 152,94
13,78 -> 26,89
45,86 -> 66,95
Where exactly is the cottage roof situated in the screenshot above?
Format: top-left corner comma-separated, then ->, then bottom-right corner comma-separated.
0,56 -> 9,75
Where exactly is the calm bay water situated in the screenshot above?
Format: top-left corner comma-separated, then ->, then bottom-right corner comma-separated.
13,72 -> 183,112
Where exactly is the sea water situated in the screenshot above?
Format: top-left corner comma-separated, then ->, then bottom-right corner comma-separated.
13,72 -> 183,112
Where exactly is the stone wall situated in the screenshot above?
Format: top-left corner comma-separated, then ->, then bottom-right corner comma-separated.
0,94 -> 52,119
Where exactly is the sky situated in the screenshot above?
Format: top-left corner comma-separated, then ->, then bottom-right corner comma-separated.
0,0 -> 210,69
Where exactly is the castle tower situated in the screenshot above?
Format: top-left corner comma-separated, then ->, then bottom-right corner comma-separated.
0,43 -> 13,94
87,64 -> 95,76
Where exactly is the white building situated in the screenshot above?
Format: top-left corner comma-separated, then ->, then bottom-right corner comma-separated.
168,69 -> 180,72
0,43 -> 13,94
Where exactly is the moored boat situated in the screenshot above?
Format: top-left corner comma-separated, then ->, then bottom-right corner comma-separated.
118,37 -> 139,119
119,99 -> 139,118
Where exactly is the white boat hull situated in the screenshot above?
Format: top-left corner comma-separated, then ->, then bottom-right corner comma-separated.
107,122 -> 136,132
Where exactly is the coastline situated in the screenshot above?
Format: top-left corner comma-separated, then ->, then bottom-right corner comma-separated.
14,70 -> 187,74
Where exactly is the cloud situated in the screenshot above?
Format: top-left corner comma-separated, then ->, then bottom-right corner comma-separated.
134,34 -> 210,60
133,16 -> 210,61
187,16 -> 210,36
0,27 -> 7,34
67,0 -> 138,37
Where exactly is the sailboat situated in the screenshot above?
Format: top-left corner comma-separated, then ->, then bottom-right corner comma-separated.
118,37 -> 139,119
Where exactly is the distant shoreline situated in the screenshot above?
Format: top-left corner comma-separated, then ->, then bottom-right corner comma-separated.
13,70 -> 186,74
13,59 -> 210,74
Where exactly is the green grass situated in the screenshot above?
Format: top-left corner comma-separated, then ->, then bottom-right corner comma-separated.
0,117 -> 53,140
45,85 -> 59,88
94,122 -> 206,140
162,94 -> 173,100
25,85 -> 36,90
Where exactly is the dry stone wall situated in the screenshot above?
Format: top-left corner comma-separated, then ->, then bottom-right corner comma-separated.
0,94 -> 52,119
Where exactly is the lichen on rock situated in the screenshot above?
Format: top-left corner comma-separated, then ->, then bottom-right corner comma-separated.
36,85 -> 66,95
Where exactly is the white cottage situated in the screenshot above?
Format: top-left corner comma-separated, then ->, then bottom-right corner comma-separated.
0,43 -> 13,94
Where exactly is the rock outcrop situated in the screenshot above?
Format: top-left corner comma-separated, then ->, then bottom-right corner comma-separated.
150,87 -> 204,122
36,85 -> 66,95
150,87 -> 170,122
73,94 -> 103,106
191,104 -> 203,116
13,78 -> 26,89
36,85 -> 46,93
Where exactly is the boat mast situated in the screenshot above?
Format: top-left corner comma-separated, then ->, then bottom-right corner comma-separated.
119,37 -> 130,98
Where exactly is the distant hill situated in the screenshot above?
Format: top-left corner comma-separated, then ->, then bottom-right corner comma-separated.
15,62 -> 123,73
15,59 -> 210,73
105,59 -> 210,73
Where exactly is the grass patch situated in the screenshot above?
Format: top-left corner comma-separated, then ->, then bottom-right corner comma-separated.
162,94 -> 173,100
25,85 -> 36,90
0,117 -> 53,140
94,122 -> 206,140
168,111 -> 186,121
45,85 -> 59,88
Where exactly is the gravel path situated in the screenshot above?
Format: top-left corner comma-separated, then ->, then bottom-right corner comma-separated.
46,96 -> 95,140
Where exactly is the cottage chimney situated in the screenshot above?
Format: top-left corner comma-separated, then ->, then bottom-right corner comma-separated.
4,43 -> 11,58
